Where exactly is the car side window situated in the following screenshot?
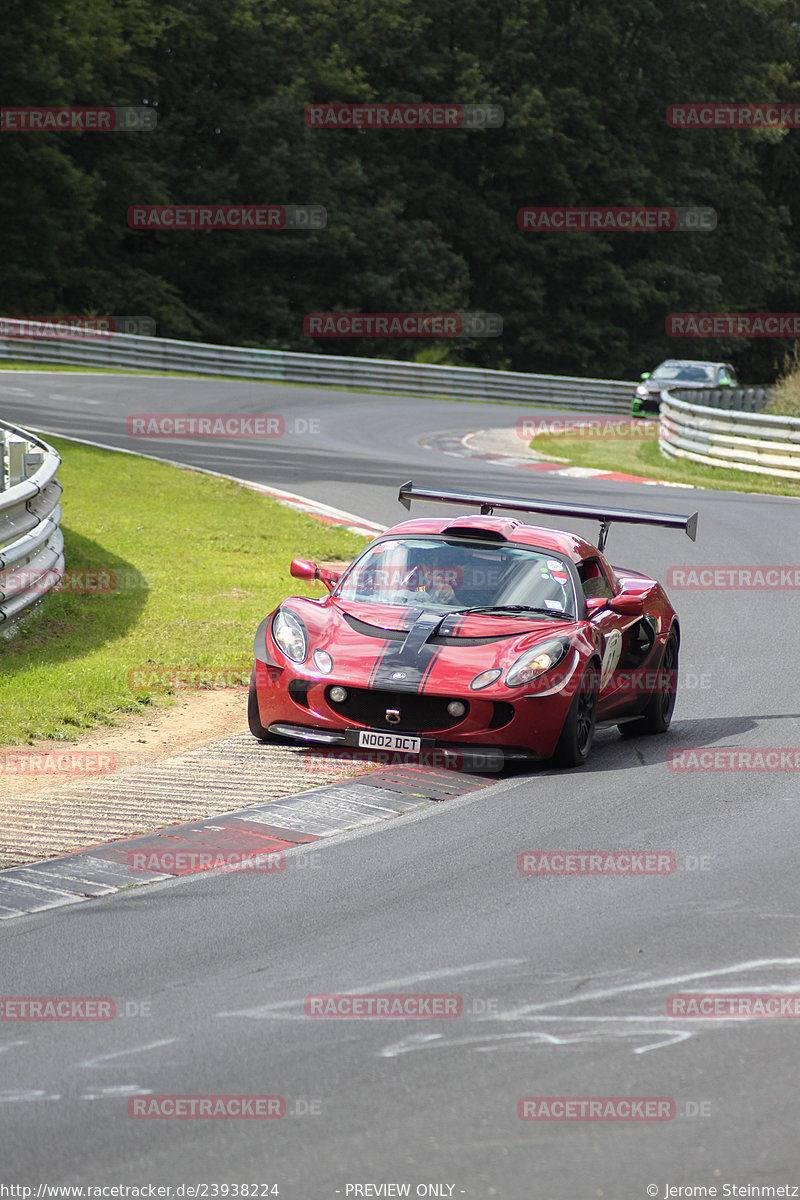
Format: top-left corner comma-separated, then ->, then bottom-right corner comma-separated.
718,368 -> 731,385
578,557 -> 614,600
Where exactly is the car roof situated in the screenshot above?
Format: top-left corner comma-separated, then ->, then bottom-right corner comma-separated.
377,515 -> 600,563
655,359 -> 732,369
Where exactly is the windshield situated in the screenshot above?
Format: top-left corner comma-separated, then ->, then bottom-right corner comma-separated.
334,537 -> 578,618
650,361 -> 716,383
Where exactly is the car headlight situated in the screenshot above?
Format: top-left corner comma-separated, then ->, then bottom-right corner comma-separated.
272,608 -> 308,663
470,668 -> 502,690
313,649 -> 333,674
635,385 -> 650,398
504,638 -> 570,688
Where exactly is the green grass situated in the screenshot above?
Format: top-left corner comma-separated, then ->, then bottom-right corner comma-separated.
765,385 -> 800,418
765,350 -> 800,418
529,428 -> 800,498
0,437 -> 367,746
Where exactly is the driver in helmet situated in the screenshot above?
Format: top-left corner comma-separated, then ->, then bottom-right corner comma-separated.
406,544 -> 460,604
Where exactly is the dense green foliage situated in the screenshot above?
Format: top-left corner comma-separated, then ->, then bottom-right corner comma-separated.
2,0 -> 800,379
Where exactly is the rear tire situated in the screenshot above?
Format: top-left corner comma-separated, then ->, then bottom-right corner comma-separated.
617,629 -> 678,738
552,665 -> 598,768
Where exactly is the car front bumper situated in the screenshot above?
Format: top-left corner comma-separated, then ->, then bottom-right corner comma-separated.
266,722 -> 521,769
253,658 -> 576,763
632,392 -> 661,415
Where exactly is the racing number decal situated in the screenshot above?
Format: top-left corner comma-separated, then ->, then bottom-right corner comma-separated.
599,629 -> 622,690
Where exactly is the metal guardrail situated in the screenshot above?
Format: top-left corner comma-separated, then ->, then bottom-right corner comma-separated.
670,386 -> 772,414
0,421 -> 64,635
659,390 -> 800,480
0,324 -> 635,412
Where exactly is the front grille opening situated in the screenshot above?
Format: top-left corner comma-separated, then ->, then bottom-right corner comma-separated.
288,680 -> 311,708
489,702 -> 515,729
326,686 -> 468,732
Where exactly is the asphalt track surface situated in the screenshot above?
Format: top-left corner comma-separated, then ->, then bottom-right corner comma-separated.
2,371 -> 800,1197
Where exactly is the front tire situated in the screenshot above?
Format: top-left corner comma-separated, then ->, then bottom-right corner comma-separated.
618,629 -> 678,738
552,665 -> 598,767
248,667 -> 273,741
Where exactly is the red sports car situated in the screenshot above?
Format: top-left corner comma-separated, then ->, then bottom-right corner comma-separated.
248,483 -> 698,770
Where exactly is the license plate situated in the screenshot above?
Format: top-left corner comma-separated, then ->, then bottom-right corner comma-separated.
357,730 -> 422,753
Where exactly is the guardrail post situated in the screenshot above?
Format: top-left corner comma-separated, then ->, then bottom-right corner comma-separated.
23,449 -> 45,476
6,437 -> 26,487
0,420 -> 64,636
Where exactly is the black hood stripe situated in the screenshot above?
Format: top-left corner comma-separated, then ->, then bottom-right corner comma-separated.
368,640 -> 392,688
419,646 -> 443,693
370,610 -> 444,694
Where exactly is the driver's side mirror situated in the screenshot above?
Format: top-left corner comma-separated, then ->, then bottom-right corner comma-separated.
640,371 -> 651,381
290,558 -> 340,593
608,592 -> 645,615
290,558 -> 318,580
586,593 -> 645,616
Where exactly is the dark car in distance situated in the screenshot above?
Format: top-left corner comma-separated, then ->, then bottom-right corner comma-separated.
632,359 -> 738,416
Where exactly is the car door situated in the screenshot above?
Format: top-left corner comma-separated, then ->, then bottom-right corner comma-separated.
579,556 -> 649,717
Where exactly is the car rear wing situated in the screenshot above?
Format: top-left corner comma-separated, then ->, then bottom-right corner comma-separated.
398,481 -> 698,551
